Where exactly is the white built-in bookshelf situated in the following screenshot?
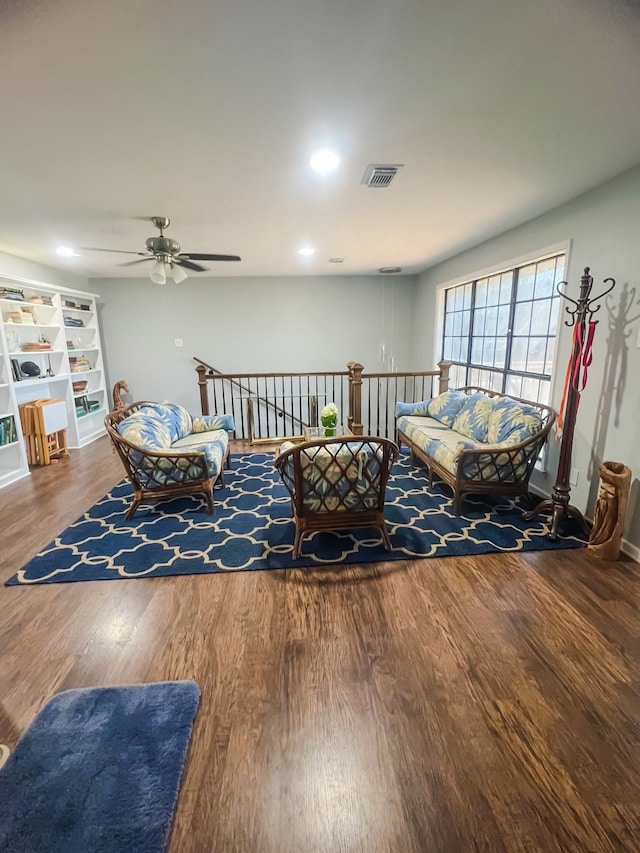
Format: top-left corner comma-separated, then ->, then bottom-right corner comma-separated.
0,274 -> 106,489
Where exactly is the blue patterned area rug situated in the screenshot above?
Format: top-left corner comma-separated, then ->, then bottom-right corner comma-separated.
7,452 -> 586,585
0,681 -> 200,852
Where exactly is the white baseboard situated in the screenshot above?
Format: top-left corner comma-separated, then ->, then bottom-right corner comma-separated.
620,538 -> 640,563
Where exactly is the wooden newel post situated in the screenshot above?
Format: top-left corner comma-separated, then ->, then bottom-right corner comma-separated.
196,364 -> 210,416
438,360 -> 452,394
347,361 -> 364,436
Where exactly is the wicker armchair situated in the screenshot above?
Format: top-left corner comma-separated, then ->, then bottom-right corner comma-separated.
105,401 -> 233,519
275,436 -> 399,559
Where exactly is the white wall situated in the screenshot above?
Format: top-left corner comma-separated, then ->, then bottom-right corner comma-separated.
412,164 -> 640,551
0,250 -> 90,292
95,274 -> 416,411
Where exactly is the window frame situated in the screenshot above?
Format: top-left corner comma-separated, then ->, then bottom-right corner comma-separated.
434,242 -> 571,408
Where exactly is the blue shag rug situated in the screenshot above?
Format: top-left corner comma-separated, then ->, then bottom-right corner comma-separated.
7,452 -> 586,585
0,681 -> 200,853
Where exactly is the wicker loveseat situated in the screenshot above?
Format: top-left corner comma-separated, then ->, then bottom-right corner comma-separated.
105,401 -> 234,519
275,436 -> 399,558
396,387 -> 556,513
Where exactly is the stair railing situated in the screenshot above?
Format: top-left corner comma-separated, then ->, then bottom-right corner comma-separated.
195,358 -> 451,442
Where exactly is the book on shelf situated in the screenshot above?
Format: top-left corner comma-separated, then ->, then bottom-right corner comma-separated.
69,355 -> 91,372
3,307 -> 37,324
21,342 -> 52,351
0,415 -> 17,446
0,287 -> 25,301
63,299 -> 91,310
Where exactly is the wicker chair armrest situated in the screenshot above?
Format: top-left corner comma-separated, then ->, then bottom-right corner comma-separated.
120,442 -> 206,461
274,435 -> 398,470
456,429 -> 546,461
455,430 -> 548,484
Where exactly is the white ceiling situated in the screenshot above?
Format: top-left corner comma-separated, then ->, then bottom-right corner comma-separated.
1,0 -> 639,279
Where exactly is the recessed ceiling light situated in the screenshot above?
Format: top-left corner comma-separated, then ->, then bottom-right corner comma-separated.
56,246 -> 78,257
299,246 -> 315,257
309,148 -> 340,175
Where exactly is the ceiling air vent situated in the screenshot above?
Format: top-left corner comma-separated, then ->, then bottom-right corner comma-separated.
329,257 -> 344,263
361,164 -> 403,188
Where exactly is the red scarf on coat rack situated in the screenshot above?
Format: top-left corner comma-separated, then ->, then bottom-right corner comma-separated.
557,319 -> 596,431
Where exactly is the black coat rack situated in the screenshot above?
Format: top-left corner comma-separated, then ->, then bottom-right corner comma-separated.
527,266 -> 615,539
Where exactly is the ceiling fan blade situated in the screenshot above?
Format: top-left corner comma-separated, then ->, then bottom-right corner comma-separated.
182,253 -> 241,262
80,247 -> 147,256
118,257 -> 154,267
175,258 -> 208,272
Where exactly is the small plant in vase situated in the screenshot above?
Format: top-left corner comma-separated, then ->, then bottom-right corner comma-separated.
321,402 -> 338,436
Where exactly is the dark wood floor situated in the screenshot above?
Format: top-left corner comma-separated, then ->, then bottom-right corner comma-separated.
1,436 -> 639,852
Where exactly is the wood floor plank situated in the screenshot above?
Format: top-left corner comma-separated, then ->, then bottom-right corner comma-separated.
0,436 -> 639,851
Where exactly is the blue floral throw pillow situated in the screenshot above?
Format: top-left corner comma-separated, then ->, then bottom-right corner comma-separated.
395,399 -> 431,417
427,390 -> 467,427
452,393 -> 494,442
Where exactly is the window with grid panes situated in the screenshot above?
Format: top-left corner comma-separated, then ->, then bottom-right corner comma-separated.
441,254 -> 565,405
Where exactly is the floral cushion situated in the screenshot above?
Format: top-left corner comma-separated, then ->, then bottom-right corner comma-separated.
137,402 -> 193,442
171,433 -> 228,478
278,441 -> 384,513
396,415 -> 450,442
451,393 -> 494,442
487,398 -> 542,445
118,406 -> 233,488
425,438 -> 460,475
427,390 -> 467,427
118,412 -> 173,451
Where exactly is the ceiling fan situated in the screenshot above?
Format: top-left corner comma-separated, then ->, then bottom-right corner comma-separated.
81,217 -> 241,283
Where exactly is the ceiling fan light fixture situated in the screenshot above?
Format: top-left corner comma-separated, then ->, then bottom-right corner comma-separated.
150,259 -> 167,285
171,263 -> 188,284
